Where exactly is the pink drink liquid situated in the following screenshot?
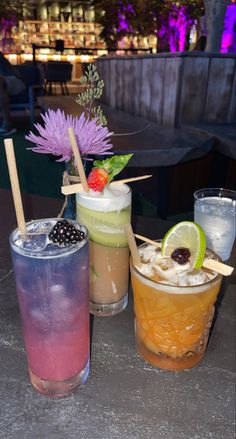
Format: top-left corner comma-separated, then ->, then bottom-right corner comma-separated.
10,219 -> 90,396
18,292 -> 89,381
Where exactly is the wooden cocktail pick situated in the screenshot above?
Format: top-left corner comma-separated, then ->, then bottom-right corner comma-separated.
4,138 -> 26,235
61,174 -> 152,195
134,234 -> 234,277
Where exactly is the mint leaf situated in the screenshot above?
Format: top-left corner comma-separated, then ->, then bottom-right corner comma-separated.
93,154 -> 133,182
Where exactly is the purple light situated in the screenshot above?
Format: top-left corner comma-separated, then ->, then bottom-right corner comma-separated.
118,13 -> 129,32
162,5 -> 193,52
178,7 -> 189,52
221,4 -> 236,53
117,3 -> 134,34
0,16 -> 17,32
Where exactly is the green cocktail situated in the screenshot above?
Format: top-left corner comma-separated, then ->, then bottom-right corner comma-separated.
76,183 -> 131,316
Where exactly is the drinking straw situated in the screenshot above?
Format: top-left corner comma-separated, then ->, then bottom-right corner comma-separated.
61,175 -> 152,195
124,223 -> 142,268
134,233 -> 234,277
4,138 -> 26,235
68,127 -> 89,192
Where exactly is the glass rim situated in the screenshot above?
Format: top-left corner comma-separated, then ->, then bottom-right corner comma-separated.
130,240 -> 222,293
76,184 -> 131,212
9,218 -> 88,259
77,183 -> 131,199
194,187 -> 236,201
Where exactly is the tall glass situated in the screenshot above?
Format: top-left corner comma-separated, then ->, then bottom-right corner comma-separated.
130,243 -> 223,371
194,188 -> 236,261
76,184 -> 131,316
10,219 -> 90,397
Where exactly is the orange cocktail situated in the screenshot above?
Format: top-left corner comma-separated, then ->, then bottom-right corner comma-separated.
130,244 -> 223,371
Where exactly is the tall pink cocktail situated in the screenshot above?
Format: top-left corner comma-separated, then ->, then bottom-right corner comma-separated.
10,218 -> 90,397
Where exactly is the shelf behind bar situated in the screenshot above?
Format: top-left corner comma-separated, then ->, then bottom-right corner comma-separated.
31,44 -> 153,63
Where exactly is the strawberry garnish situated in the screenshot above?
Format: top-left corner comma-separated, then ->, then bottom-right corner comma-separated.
87,168 -> 108,192
87,154 -> 133,192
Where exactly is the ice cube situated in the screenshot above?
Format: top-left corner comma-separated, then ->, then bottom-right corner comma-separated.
50,284 -> 66,296
21,234 -> 48,252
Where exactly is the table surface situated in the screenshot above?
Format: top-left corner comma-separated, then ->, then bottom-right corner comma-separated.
188,123 -> 236,160
101,104 -> 214,167
0,189 -> 235,439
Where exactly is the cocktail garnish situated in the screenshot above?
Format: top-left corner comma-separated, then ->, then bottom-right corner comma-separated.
87,168 -> 109,191
162,221 -> 206,269
93,154 -> 133,183
134,232 -> 234,276
61,175 -> 152,195
171,247 -> 191,265
86,154 -> 133,192
48,220 -> 85,247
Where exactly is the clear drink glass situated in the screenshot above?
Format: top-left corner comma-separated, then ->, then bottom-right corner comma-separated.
194,188 -> 236,261
130,243 -> 223,371
76,184 -> 131,316
10,219 -> 90,397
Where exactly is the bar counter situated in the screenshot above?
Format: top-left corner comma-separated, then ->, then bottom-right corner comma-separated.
0,190 -> 235,439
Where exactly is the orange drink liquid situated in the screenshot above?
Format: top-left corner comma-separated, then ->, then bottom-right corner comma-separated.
130,244 -> 223,371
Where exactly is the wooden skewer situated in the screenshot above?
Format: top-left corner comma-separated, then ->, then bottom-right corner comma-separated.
61,183 -> 83,195
61,174 -> 152,195
134,233 -> 234,277
134,234 -> 161,248
202,259 -> 234,277
111,175 -> 152,185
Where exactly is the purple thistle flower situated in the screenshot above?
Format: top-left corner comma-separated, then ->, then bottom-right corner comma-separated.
25,109 -> 114,162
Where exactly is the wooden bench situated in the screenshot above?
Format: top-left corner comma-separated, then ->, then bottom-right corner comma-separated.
96,53 -> 236,217
96,52 -> 236,128
97,52 -> 236,158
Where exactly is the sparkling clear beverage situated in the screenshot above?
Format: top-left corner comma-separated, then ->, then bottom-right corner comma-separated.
76,184 -> 131,316
130,242 -> 223,371
194,189 -> 236,261
10,219 -> 90,397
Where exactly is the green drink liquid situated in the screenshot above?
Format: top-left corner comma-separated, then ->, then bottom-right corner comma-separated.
76,184 -> 131,316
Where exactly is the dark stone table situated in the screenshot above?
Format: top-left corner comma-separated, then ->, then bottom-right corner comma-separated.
100,104 -> 216,219
0,190 -> 235,439
189,123 -> 236,160
101,104 -> 214,168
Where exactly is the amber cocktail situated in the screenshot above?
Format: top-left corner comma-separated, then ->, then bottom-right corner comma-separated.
130,243 -> 222,371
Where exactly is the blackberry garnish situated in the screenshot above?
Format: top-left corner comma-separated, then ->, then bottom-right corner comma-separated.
171,247 -> 191,265
48,220 -> 85,247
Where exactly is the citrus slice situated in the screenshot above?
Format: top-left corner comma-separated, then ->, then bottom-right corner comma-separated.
161,221 -> 206,269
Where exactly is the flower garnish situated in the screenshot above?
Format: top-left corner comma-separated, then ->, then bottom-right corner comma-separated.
25,109 -> 113,162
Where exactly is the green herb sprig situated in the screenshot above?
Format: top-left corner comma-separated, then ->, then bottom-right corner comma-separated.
76,64 -> 107,126
93,154 -> 133,182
